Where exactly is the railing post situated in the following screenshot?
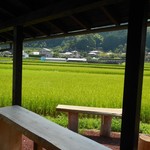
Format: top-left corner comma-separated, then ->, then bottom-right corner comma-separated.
0,119 -> 22,150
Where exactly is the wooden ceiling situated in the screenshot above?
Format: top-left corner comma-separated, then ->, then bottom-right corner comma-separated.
0,0 -> 149,43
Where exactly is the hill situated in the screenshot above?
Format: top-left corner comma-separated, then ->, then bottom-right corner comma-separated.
24,28 -> 150,53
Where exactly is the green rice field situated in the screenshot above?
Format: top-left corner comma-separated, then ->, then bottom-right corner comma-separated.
0,58 -> 150,133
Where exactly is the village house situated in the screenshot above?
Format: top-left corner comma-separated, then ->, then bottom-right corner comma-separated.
22,51 -> 29,58
71,50 -> 80,58
88,50 -> 101,57
39,48 -> 53,57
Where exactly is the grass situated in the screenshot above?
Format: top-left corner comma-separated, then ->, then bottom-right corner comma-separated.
46,115 -> 150,134
21,64 -> 124,115
0,59 -> 150,133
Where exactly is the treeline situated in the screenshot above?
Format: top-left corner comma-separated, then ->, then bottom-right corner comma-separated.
24,28 -> 150,53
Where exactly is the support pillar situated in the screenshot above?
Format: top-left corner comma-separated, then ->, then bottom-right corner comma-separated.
12,25 -> 23,106
120,0 -> 148,150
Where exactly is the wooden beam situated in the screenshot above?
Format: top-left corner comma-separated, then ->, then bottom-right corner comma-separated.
24,24 -> 128,42
120,0 -> 148,150
12,25 -> 23,106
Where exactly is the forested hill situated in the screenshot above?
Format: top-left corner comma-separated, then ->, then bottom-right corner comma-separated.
24,28 -> 150,53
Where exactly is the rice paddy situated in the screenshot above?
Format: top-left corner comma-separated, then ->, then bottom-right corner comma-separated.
0,60 -> 150,126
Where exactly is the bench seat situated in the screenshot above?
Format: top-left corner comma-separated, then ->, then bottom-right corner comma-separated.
56,104 -> 122,137
0,105 -> 110,150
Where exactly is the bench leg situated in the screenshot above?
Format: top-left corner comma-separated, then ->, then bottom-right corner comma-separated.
68,112 -> 78,132
0,119 -> 22,150
100,115 -> 112,137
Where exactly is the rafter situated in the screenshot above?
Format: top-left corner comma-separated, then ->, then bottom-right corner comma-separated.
23,29 -> 36,38
70,15 -> 88,29
100,6 -> 119,25
0,8 -> 16,18
29,25 -> 46,35
0,33 -> 12,41
7,0 -> 31,12
47,21 -> 66,33
0,35 -> 7,42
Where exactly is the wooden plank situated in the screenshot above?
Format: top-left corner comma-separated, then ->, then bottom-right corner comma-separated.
0,106 -> 110,150
56,105 -> 122,117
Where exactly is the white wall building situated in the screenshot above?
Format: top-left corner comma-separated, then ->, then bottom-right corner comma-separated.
39,48 -> 53,57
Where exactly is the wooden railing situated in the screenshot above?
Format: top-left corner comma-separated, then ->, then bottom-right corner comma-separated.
0,105 -> 111,150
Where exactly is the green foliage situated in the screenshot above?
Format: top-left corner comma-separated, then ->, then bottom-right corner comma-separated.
45,115 -> 150,134
140,122 -> 150,134
45,114 -> 68,127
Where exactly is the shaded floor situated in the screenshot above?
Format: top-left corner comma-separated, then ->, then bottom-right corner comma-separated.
82,129 -> 120,150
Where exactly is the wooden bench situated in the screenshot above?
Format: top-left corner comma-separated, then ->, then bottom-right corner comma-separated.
56,104 -> 122,137
0,105 -> 110,150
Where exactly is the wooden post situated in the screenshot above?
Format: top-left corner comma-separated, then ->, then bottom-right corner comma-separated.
120,0 -> 148,150
12,25 -> 23,106
68,112 -> 78,132
100,115 -> 112,137
138,134 -> 150,150
0,119 -> 22,150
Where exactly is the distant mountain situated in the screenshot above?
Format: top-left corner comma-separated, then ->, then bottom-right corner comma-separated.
24,28 -> 150,53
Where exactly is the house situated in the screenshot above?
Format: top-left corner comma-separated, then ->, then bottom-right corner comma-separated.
59,52 -> 73,58
30,51 -> 40,55
22,51 -> 29,58
71,50 -> 80,58
88,50 -> 100,57
39,48 -> 53,57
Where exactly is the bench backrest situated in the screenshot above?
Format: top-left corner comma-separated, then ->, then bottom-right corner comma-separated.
56,105 -> 122,117
0,105 -> 110,150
